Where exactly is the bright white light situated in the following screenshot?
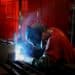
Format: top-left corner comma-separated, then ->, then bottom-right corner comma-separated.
24,56 -> 34,64
15,45 -> 34,64
42,54 -> 46,57
15,45 -> 24,61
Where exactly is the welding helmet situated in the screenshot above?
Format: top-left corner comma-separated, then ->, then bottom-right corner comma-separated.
25,23 -> 45,59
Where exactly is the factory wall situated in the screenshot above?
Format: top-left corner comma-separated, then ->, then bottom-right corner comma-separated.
22,0 -> 72,34
0,0 -> 19,40
0,0 -> 71,40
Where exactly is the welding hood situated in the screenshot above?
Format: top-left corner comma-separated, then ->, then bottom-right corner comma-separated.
25,23 -> 45,47
25,24 -> 45,58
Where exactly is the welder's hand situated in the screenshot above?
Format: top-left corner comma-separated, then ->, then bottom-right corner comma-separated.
32,56 -> 49,68
32,58 -> 39,67
38,55 -> 50,68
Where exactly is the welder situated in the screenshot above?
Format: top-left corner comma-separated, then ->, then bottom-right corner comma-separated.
38,27 -> 75,66
23,23 -> 45,64
30,27 -> 75,73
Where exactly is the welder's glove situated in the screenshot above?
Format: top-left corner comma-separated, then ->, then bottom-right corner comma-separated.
32,55 -> 49,68
32,54 -> 52,69
37,55 -> 51,68
32,58 -> 39,66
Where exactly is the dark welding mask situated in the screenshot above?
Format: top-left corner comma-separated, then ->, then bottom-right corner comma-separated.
25,24 -> 45,59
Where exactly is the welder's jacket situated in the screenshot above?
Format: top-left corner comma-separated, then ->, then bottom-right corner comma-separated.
46,27 -> 75,64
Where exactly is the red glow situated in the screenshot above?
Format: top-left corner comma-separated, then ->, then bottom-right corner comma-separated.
21,0 -> 71,34
0,0 -> 19,40
0,0 -> 72,40
21,0 -> 28,16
